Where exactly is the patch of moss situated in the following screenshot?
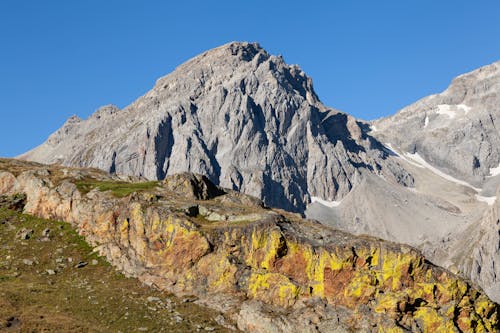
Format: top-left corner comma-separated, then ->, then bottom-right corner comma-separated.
76,180 -> 159,197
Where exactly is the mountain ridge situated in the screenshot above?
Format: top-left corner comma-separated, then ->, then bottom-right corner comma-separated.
20,41 -> 412,213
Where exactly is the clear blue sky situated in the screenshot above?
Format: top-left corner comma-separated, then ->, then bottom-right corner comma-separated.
1,1 -> 500,157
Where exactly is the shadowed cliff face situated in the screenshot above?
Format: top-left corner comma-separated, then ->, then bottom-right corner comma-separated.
19,42 -> 412,213
0,158 -> 498,332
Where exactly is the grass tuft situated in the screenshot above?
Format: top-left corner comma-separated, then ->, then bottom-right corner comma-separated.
76,180 -> 159,197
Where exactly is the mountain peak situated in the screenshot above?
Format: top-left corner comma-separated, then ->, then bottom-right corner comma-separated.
219,41 -> 267,61
174,41 -> 270,72
20,42 -> 411,213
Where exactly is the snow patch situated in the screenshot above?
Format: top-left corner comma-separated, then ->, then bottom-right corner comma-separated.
488,163 -> 500,177
436,104 -> 456,119
311,196 -> 342,208
457,104 -> 471,113
384,143 -> 399,156
424,116 -> 429,128
384,143 -> 424,168
370,125 -> 378,132
404,152 -> 481,192
434,104 -> 471,119
476,195 -> 497,205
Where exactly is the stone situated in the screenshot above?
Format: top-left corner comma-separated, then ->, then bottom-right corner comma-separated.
46,269 -> 56,275
146,296 -> 161,303
0,159 -> 497,331
163,173 -> 224,201
22,259 -> 33,266
0,193 -> 26,212
205,212 -> 226,222
42,228 -> 50,237
16,228 -> 33,240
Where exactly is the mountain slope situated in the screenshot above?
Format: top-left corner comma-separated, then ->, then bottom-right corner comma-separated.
426,184 -> 500,303
372,60 -> 500,189
364,60 -> 500,303
306,60 -> 500,303
20,42 -> 412,213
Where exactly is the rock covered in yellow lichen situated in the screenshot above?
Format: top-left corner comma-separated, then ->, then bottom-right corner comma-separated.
0,158 -> 499,332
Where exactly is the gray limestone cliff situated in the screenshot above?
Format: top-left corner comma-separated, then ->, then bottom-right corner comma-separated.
20,42 -> 411,213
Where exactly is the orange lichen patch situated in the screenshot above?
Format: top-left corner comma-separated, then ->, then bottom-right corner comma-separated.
273,248 -> 309,285
323,266 -> 355,304
147,217 -> 210,272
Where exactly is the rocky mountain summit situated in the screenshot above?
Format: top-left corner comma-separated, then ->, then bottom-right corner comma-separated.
1,158 -> 499,332
18,42 -> 500,309
20,42 -> 412,213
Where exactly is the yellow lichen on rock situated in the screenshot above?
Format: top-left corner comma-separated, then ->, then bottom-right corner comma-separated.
414,306 -> 457,332
247,227 -> 283,270
120,219 -> 129,245
374,291 -> 403,315
379,250 -> 416,291
344,270 -> 377,303
1,159 -> 499,332
197,253 -> 237,292
247,272 -> 299,307
128,203 -> 147,259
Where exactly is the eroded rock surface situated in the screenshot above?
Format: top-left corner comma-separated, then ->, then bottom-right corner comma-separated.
19,42 -> 412,213
373,60 -> 500,187
0,158 -> 498,332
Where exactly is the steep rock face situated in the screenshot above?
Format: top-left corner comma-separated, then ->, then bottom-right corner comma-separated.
20,42 -> 411,212
372,60 -> 500,187
0,159 -> 498,332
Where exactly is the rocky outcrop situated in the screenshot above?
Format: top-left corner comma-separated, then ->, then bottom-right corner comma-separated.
19,42 -> 412,213
0,158 -> 498,332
